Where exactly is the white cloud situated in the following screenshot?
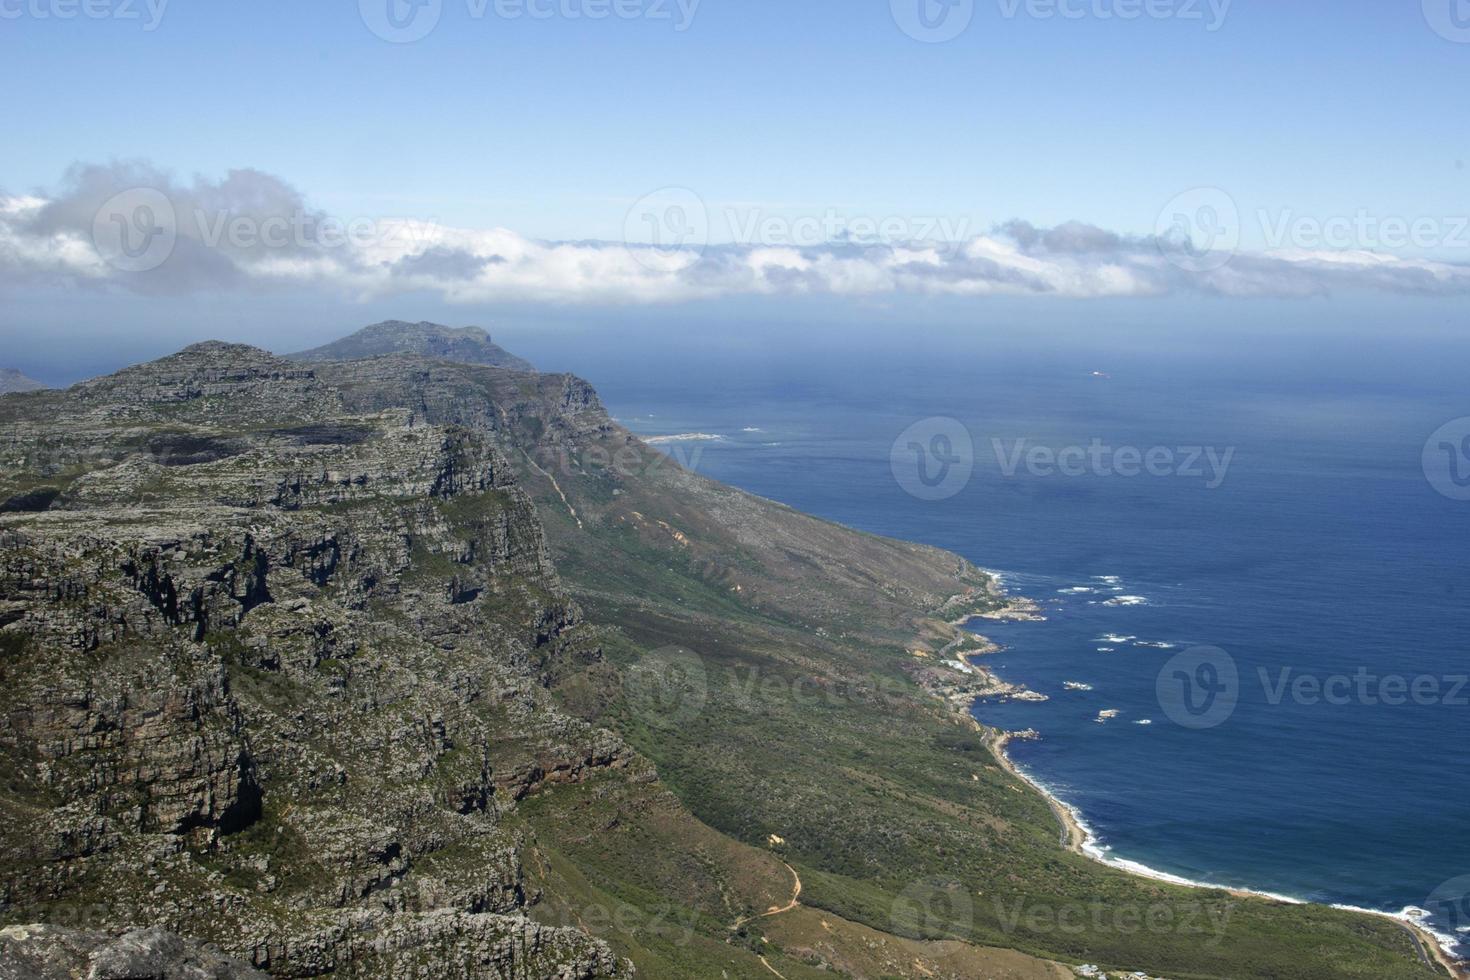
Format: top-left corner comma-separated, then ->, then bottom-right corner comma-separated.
4,161 -> 1470,304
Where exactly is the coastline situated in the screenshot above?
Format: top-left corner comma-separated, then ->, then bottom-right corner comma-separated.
950,593 -> 1467,980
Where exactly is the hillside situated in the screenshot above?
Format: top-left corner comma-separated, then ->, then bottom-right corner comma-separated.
0,332 -> 1446,979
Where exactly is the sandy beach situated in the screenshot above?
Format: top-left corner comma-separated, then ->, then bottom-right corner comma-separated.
985,727 -> 1466,978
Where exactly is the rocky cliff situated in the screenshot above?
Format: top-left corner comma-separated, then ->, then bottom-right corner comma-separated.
0,343 -> 628,977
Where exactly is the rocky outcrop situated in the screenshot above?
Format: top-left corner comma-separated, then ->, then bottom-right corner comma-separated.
0,343 -> 633,977
0,923 -> 264,979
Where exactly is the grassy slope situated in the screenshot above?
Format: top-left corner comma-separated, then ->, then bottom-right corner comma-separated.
500,402 -> 1440,980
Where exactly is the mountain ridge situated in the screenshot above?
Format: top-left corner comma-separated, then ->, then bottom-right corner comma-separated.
0,368 -> 49,395
0,327 -> 1448,980
285,320 -> 534,372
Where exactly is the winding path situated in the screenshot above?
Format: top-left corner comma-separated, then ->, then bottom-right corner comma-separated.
730,862 -> 802,979
731,861 -> 802,930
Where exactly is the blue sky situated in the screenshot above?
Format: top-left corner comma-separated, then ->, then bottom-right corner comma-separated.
5,0 -> 1467,241
3,0 -> 1470,380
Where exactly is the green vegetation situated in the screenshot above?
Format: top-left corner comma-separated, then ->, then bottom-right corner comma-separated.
522,422 -> 1443,980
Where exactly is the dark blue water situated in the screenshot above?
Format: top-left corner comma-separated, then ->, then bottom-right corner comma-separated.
587,353 -> 1470,957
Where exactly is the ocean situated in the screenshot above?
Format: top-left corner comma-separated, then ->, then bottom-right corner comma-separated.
549,335 -> 1470,959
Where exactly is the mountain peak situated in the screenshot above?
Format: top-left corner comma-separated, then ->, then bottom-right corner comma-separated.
286,320 -> 534,371
0,368 -> 49,395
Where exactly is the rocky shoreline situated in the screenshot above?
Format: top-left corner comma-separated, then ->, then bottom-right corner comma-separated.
925,579 -> 1467,980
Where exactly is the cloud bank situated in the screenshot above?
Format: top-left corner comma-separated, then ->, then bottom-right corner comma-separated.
4,161 -> 1470,305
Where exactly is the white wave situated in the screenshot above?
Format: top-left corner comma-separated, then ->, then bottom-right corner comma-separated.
1058,586 -> 1094,594
644,432 -> 725,444
1063,681 -> 1094,691
1103,595 -> 1149,607
1097,633 -> 1136,644
1134,719 -> 1153,726
1330,903 -> 1464,962
741,426 -> 762,432
1134,640 -> 1178,650
1093,575 -> 1122,584
1096,647 -> 1116,653
982,660 -> 1463,964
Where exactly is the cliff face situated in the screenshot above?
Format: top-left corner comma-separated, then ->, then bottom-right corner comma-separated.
0,344 -> 628,977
